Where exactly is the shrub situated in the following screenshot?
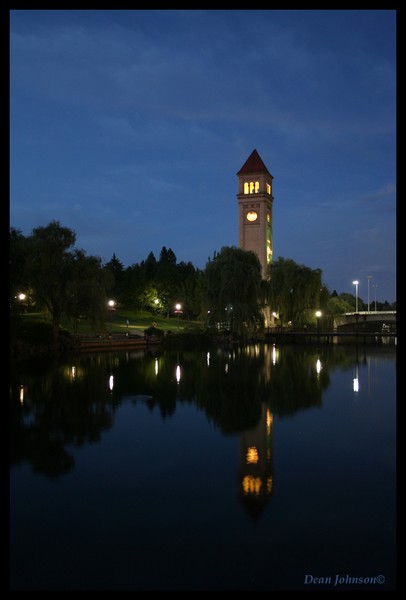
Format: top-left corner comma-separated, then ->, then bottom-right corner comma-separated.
144,325 -> 165,338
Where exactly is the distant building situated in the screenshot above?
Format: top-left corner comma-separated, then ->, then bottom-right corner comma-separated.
237,149 -> 274,280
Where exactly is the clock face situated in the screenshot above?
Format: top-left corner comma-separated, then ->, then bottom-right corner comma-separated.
246,211 -> 258,222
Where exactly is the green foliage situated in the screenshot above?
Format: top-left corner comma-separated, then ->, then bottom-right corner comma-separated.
164,330 -> 212,349
327,295 -> 355,315
267,257 -> 324,326
205,246 -> 263,337
10,227 -> 29,311
144,325 -> 165,338
339,292 -> 365,312
14,320 -> 55,344
11,318 -> 72,350
10,221 -> 114,343
10,220 -> 396,351
109,247 -> 204,319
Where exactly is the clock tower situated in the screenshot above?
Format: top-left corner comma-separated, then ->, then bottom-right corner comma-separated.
237,149 -> 274,279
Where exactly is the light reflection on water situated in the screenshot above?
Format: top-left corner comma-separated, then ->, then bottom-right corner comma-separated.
10,343 -> 396,591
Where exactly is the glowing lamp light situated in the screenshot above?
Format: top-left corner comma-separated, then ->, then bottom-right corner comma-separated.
352,280 -> 359,313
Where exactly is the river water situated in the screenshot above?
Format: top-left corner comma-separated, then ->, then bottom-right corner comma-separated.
9,342 -> 397,591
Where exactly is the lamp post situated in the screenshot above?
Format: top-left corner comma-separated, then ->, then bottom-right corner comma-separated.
108,299 -> 116,335
367,275 -> 372,312
315,310 -> 322,336
272,311 -> 278,330
17,292 -> 27,314
174,303 -> 182,333
352,281 -> 359,313
372,284 -> 378,311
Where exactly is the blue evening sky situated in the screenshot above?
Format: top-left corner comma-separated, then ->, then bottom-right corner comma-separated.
9,9 -> 397,303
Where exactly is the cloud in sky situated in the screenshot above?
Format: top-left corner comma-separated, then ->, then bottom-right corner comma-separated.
9,9 -> 396,302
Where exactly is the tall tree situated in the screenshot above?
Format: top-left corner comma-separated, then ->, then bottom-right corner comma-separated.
121,263 -> 146,310
177,263 -> 204,320
24,220 -> 111,343
204,246 -> 263,338
10,227 -> 30,318
67,252 -> 114,333
104,254 -> 125,302
155,246 -> 179,316
267,257 -> 324,326
141,252 -> 157,281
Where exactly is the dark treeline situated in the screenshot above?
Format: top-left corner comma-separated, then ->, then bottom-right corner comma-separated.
10,220 -> 396,345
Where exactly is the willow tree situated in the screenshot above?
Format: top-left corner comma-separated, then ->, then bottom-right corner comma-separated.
204,246 -> 263,338
267,257 -> 325,326
10,227 -> 30,318
24,220 -> 112,343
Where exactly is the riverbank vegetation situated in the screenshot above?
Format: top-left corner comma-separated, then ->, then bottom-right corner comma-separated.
10,220 -> 396,359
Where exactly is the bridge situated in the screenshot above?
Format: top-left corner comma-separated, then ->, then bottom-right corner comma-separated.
334,311 -> 396,332
264,310 -> 396,345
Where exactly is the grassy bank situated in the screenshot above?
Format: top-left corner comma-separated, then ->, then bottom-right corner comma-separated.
18,307 -> 203,336
11,308 -> 207,360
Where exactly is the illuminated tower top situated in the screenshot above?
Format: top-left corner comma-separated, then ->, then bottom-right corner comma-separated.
237,148 -> 273,180
236,149 -> 274,279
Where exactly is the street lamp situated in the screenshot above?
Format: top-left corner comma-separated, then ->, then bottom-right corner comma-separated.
107,299 -> 116,334
372,284 -> 378,311
352,281 -> 359,313
174,303 -> 183,333
315,310 -> 322,335
17,292 -> 27,314
367,276 -> 372,312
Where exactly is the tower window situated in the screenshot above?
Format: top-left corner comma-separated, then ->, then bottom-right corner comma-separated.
266,183 -> 271,195
244,181 -> 260,194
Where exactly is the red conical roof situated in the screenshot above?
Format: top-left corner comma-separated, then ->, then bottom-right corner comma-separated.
237,149 -> 272,176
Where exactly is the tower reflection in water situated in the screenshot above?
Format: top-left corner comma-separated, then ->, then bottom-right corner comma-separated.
15,343 -> 370,521
239,403 -> 273,518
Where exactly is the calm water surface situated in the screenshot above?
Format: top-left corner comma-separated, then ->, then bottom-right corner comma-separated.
10,343 -> 396,591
